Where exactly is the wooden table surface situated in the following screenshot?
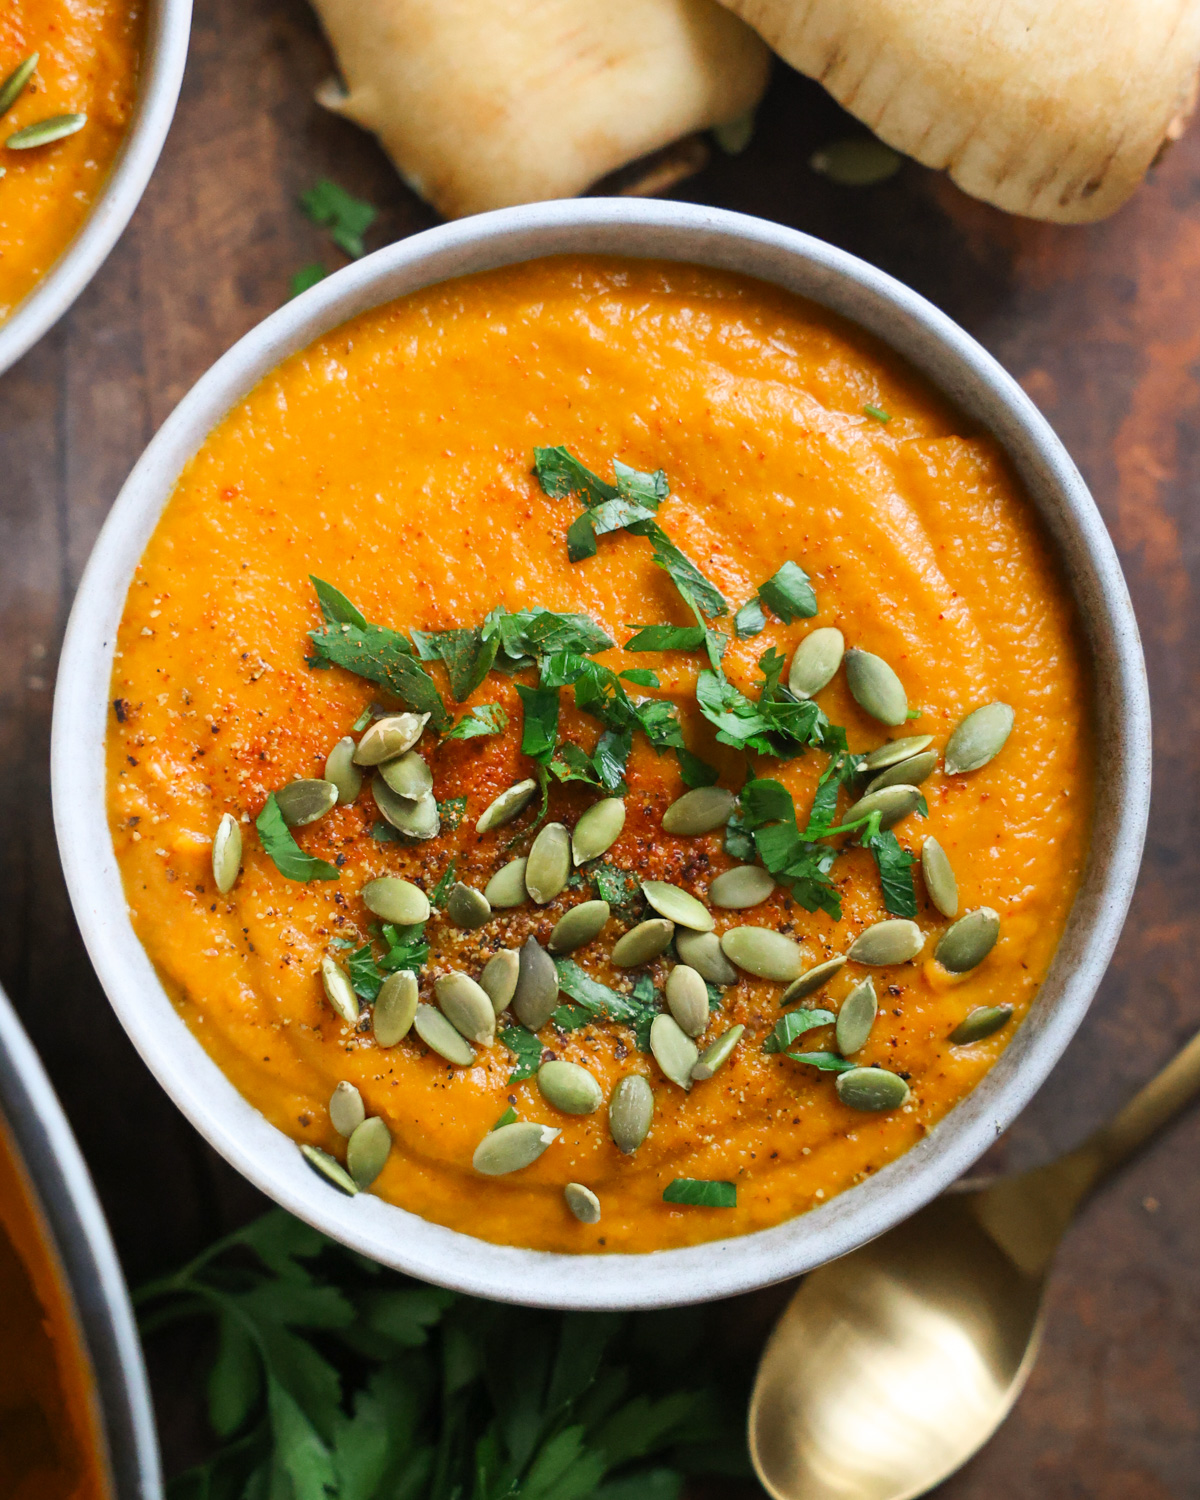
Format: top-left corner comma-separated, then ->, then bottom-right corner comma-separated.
3,1 -> 1199,1493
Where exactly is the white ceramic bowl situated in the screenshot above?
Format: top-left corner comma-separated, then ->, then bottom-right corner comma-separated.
52,199 -> 1151,1310
0,0 -> 191,376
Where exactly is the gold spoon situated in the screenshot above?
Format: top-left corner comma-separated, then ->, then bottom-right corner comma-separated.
749,1027 -> 1200,1500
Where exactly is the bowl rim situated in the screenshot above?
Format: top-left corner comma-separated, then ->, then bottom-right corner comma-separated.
0,0 -> 193,377
0,984 -> 162,1499
52,197 -> 1152,1309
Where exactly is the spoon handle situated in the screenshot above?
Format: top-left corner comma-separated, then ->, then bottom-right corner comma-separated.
1083,1022 -> 1200,1179
973,1024 -> 1200,1274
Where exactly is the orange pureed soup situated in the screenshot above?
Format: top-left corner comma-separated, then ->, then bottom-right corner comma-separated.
0,0 -> 145,324
0,1115 -> 109,1499
107,257 -> 1093,1253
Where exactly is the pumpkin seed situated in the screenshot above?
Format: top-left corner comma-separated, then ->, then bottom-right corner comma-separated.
921,838 -> 958,918
662,786 -> 736,836
709,865 -> 775,909
477,778 -> 537,833
650,1014 -> 699,1090
329,1081 -> 365,1137
7,112 -> 86,149
276,778 -> 338,827
372,780 -> 440,839
691,1024 -> 745,1081
945,702 -> 1015,774
788,627 -> 845,698
0,55 -> 38,119
526,823 -> 571,904
571,798 -> 626,863
950,1004 -> 1014,1045
320,956 -> 359,1025
211,813 -> 241,894
374,971 -> 418,1045
866,749 -> 937,795
665,965 -> 709,1037
445,882 -> 492,930
847,919 -> 924,965
484,857 -> 528,908
472,1121 -> 559,1175
780,955 -> 846,1005
414,1003 -> 475,1065
642,881 -> 713,932
842,783 -> 921,830
324,736 -> 363,803
353,713 -> 428,765
538,1059 -> 604,1115
548,900 -> 611,954
480,949 -> 520,1013
836,1066 -> 910,1111
362,876 -> 430,926
835,977 -> 878,1055
608,1075 -> 654,1153
862,735 -> 933,772
720,927 -> 804,981
347,1116 -> 391,1188
512,937 -> 559,1030
611,918 -> 675,968
300,1144 -> 358,1196
935,908 -> 1000,973
434,972 -> 496,1045
844,648 -> 907,725
564,1182 -> 601,1223
379,749 -> 433,799
675,928 -> 738,986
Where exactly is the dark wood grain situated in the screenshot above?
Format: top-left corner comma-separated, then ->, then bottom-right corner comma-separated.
2,2 -> 1199,1492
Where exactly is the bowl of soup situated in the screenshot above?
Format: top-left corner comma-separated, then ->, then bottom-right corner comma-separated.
0,0 -> 191,375
0,982 -> 160,1498
52,198 -> 1151,1308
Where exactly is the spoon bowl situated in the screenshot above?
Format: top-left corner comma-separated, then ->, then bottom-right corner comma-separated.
749,1027 -> 1200,1500
750,1195 -> 1044,1500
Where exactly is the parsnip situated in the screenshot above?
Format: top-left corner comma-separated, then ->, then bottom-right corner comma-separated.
717,0 -> 1200,221
310,0 -> 771,220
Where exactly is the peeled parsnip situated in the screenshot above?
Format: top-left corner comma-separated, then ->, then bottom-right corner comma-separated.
718,0 -> 1200,222
310,0 -> 771,220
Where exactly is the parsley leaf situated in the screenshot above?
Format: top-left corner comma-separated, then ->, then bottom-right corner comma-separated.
759,562 -> 818,622
533,446 -> 617,506
492,1105 -> 519,1130
444,704 -> 507,740
644,526 -> 727,620
552,729 -> 631,796
500,1025 -> 543,1081
763,1008 -> 836,1053
410,627 -> 498,701
789,1051 -> 856,1072
299,179 -> 376,258
289,263 -> 326,299
675,747 -> 719,787
256,795 -> 339,882
435,796 -> 467,832
554,960 -> 656,1041
516,684 -> 560,764
724,808 -> 756,862
309,575 -> 367,629
662,1179 -> 736,1208
590,863 -> 644,923
863,825 -> 918,917
347,923 -> 428,999
734,598 -> 767,638
484,606 -> 614,660
738,778 -> 842,919
625,623 -> 707,652
307,597 -> 447,728
430,862 -> 457,908
628,974 -> 662,1052
347,943 -> 384,1001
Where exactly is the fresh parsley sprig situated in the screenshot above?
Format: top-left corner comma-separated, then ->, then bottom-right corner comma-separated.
256,795 -> 339,883
138,1209 -> 754,1500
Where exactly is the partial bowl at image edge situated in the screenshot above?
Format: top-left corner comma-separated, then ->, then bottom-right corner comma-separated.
0,0 -> 192,377
50,198 -> 1152,1310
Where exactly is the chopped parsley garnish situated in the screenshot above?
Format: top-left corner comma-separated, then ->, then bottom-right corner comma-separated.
347,923 -> 429,1000
500,1024 -> 543,1082
443,704 -> 507,740
435,796 -> 467,833
411,626 -> 498,700
662,1179 -> 737,1208
589,862 -> 644,923
255,795 -> 339,883
491,1104 -> 518,1130
299,179 -> 377,259
553,960 -> 659,1045
625,623 -> 707,651
306,583 -> 448,726
763,1008 -> 836,1054
735,562 -> 819,637
515,683 -> 560,764
675,747 -> 719,787
789,1051 -> 857,1072
862,824 -> 919,918
430,861 -> 457,908
552,731 -> 631,795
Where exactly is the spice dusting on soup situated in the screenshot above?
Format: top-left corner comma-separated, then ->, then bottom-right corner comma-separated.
0,1 -> 145,324
107,257 -> 1093,1253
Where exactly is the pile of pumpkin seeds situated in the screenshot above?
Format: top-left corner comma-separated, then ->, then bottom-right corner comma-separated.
211,604 -> 1020,1215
